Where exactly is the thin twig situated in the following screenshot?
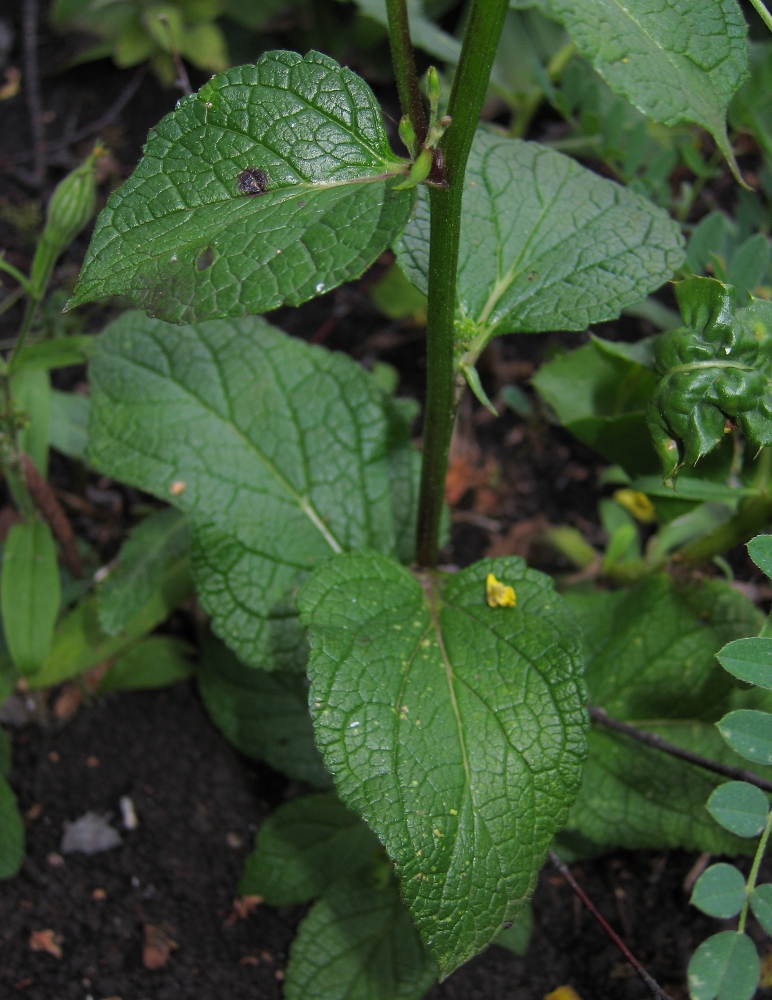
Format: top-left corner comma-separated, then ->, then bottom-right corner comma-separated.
21,0 -> 46,187
21,454 -> 83,578
589,706 -> 772,794
157,14 -> 192,96
0,68 -> 145,168
548,851 -> 672,1000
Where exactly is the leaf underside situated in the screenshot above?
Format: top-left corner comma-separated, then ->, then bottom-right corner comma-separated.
548,0 -> 749,169
299,551 -> 587,976
395,131 -> 684,344
87,311 -> 396,671
69,50 -> 413,323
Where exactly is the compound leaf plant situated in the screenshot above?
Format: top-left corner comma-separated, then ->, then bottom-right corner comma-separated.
4,0 -> 772,995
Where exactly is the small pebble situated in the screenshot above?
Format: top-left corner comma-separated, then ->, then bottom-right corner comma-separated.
120,795 -> 139,830
48,751 -> 59,763
226,832 -> 242,849
47,852 -> 65,867
61,813 -> 122,855
86,755 -> 100,768
92,888 -> 106,901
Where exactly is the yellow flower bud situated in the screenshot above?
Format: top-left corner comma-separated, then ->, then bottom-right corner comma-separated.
613,489 -> 656,524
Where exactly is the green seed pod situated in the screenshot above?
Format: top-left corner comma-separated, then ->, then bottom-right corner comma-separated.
30,144 -> 105,300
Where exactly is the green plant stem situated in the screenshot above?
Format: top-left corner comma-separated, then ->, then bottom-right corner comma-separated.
677,494 -> 772,565
6,300 -> 37,376
749,0 -> 772,35
508,40 -> 576,139
739,806 -> 772,933
0,258 -> 31,295
415,0 -> 510,568
385,0 -> 427,145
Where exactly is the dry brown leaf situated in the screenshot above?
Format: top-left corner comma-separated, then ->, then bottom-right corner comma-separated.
486,516 -> 550,560
0,67 -> 21,101
53,684 -> 81,721
29,929 -> 63,959
760,951 -> 772,988
142,923 -> 178,969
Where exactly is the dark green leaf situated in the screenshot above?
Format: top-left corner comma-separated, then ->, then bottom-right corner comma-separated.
396,132 -> 683,350
1,521 -> 60,675
532,339 -> 659,476
0,774 -> 24,880
717,709 -> 772,765
88,311 -> 395,671
718,637 -> 772,689
748,534 -> 772,580
299,551 -> 587,975
564,575 -> 762,720
546,0 -> 748,173
69,52 -> 413,322
196,634 -> 331,787
49,390 -> 89,461
27,555 -> 192,689
12,335 -> 93,372
688,931 -> 759,1000
495,904 -> 533,956
647,278 -> 772,479
565,725 -> 762,854
98,508 -> 190,637
750,883 -> 772,935
97,636 -> 194,693
284,874 -> 437,1000
691,863 -> 747,918
239,792 -> 380,904
707,781 -> 769,838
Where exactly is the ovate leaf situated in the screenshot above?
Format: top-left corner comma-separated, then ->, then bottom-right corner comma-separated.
691,863 -> 747,918
748,533 -> 772,579
749,883 -> 772,935
12,370 -> 51,477
717,637 -> 772,689
565,725 -> 762,854
688,931 -> 759,1000
97,635 -> 194,693
546,0 -> 749,173
88,311 -> 394,670
49,390 -> 89,462
717,709 -> 772,765
395,132 -> 683,348
1,521 -> 60,675
299,552 -> 587,975
196,634 -> 331,787
98,507 -> 190,636
565,575 -> 762,721
0,774 -> 24,879
284,874 -> 437,1000
239,792 -> 380,904
69,51 -> 413,323
707,781 -> 769,838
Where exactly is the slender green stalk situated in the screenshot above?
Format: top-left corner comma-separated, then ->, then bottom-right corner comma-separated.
6,300 -> 37,376
677,494 -> 772,565
749,0 -> 772,35
385,0 -> 427,145
738,806 -> 772,933
415,0 -> 510,568
0,257 -> 31,295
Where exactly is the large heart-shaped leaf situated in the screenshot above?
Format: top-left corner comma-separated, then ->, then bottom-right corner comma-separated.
69,51 -> 413,323
546,0 -> 749,173
298,551 -> 587,975
395,132 -> 683,351
87,311 -> 395,670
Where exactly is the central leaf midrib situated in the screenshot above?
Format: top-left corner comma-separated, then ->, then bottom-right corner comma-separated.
114,349 -> 344,555
94,174 -> 399,282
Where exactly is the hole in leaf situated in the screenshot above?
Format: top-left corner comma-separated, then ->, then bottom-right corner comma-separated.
196,247 -> 215,271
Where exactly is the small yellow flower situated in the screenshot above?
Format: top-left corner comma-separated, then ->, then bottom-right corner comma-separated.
544,988 -> 583,1000
613,488 -> 656,524
486,572 -> 516,608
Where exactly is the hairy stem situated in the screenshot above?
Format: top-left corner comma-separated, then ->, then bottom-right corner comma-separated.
385,0 -> 427,145
415,0 -> 509,568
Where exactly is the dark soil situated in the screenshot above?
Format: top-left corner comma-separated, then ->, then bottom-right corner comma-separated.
2,681 -> 769,1000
